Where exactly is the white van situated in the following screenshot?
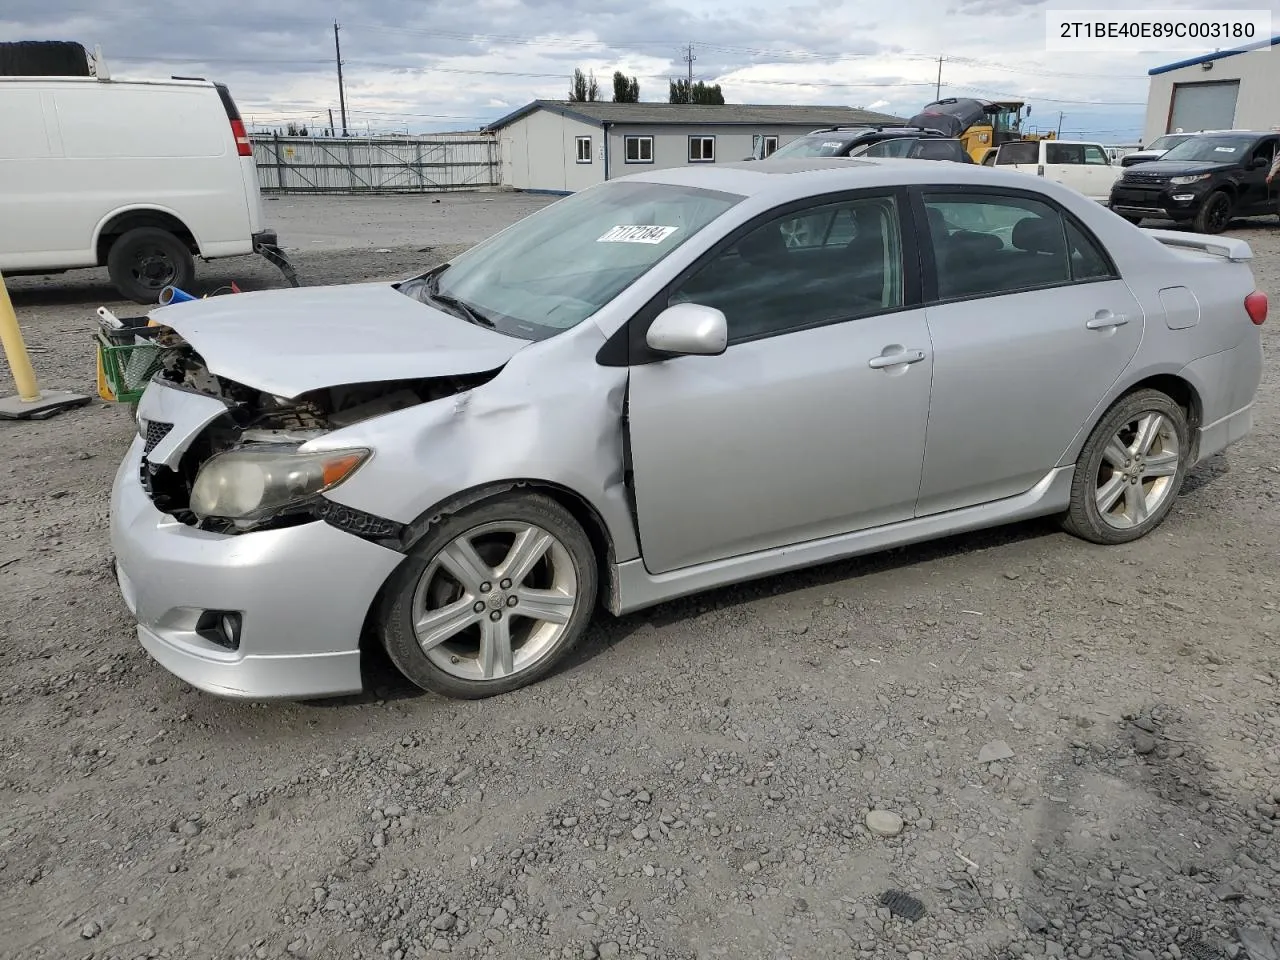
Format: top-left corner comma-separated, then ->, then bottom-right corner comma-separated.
0,71 -> 296,302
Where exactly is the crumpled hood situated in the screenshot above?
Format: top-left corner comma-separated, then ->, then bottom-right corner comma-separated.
150,282 -> 527,398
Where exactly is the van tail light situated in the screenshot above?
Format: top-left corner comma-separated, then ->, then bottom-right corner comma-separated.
230,118 -> 252,157
1245,290 -> 1268,325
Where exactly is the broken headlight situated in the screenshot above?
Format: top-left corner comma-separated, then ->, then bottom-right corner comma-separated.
189,444 -> 370,523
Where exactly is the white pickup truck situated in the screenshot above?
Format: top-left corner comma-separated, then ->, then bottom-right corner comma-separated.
992,139 -> 1123,203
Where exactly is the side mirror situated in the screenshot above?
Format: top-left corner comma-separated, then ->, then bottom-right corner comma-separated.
1251,156 -> 1270,169
646,303 -> 728,356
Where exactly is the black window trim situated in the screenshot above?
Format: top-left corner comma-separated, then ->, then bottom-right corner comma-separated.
624,135 -> 654,164
575,135 -> 592,164
907,184 -> 1121,307
596,185 -> 922,367
688,134 -> 716,163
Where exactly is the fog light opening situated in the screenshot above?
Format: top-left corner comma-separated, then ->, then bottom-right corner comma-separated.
196,610 -> 243,651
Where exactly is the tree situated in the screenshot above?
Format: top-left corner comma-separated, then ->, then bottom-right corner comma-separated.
569,68 -> 600,102
667,79 -> 724,105
612,70 -> 639,102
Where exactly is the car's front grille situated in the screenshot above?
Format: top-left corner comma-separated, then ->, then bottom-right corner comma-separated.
142,420 -> 173,456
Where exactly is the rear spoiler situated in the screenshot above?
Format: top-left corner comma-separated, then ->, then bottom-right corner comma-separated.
1143,228 -> 1253,262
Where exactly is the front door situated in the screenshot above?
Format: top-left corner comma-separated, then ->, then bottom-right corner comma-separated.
1244,137 -> 1278,213
626,192 -> 935,574
915,189 -> 1144,515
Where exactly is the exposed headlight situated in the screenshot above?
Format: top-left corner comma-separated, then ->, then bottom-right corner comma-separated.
189,444 -> 370,522
1170,174 -> 1211,185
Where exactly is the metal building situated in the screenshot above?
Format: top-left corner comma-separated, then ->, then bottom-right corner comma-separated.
483,100 -> 905,194
1143,35 -> 1280,145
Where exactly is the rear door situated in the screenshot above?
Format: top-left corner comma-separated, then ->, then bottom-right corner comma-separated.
1076,144 -> 1121,200
913,187 -> 1143,515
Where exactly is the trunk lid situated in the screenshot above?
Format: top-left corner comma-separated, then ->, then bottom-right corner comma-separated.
150,283 -> 527,398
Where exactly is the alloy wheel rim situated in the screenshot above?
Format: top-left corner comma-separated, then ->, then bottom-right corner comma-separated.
411,521 -> 578,682
1208,197 -> 1230,231
1094,411 -> 1180,529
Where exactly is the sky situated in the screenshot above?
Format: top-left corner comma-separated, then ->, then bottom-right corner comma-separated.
1,0 -> 1265,143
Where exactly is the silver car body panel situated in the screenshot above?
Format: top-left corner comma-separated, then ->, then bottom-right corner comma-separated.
109,156 -> 1264,697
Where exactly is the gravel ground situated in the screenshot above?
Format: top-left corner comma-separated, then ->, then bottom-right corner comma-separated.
2,196 -> 1280,960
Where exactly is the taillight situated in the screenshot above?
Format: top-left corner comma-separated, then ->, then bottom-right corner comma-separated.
230,118 -> 252,157
1245,290 -> 1268,325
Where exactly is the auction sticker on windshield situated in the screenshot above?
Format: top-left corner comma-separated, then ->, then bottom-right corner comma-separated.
597,225 -> 679,244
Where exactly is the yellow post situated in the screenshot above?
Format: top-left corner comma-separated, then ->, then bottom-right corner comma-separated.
0,270 -> 42,403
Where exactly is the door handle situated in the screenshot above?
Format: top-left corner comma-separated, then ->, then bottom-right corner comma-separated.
1086,311 -> 1129,330
868,348 -> 926,369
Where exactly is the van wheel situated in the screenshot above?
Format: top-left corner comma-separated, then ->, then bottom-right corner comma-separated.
107,227 -> 195,304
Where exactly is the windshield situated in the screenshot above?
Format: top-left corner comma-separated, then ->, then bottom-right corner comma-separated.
1159,135 -> 1254,163
403,180 -> 743,341
771,134 -> 861,158
1146,134 -> 1188,152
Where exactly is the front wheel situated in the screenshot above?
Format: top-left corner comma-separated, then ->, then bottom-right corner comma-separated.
1061,389 -> 1190,545
377,493 -> 598,699
1192,191 -> 1232,234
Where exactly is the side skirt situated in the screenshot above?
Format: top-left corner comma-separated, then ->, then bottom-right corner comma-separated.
608,466 -> 1075,616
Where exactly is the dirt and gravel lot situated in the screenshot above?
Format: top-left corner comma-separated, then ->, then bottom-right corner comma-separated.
2,194 -> 1280,960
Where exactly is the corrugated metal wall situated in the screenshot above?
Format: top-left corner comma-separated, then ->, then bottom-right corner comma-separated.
250,133 -> 500,194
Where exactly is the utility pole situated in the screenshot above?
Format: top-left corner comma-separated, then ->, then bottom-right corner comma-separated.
328,107 -> 335,137
682,43 -> 696,103
334,21 -> 349,137
935,56 -> 943,100
1057,111 -> 1064,137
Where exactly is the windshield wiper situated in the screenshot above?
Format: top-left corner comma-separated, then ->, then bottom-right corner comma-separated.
424,272 -> 496,328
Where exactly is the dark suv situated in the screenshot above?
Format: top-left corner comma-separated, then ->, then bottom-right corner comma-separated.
1108,131 -> 1279,233
750,125 -> 959,161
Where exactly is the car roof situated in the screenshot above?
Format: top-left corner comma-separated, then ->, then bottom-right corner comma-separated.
619,156 -> 1079,203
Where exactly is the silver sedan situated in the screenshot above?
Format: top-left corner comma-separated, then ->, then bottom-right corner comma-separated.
109,157 -> 1267,701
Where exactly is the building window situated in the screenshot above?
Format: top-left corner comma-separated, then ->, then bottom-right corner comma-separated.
689,135 -> 715,163
763,136 -> 779,157
624,136 -> 654,163
576,136 -> 592,163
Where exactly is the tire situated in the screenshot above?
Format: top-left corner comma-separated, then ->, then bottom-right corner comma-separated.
1061,389 -> 1190,545
106,227 -> 196,304
377,493 -> 598,699
1192,190 -> 1233,235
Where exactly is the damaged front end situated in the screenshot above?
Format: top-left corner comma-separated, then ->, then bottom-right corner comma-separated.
135,328 -> 496,538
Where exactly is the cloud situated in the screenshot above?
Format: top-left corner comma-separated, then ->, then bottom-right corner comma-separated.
0,0 -> 1177,140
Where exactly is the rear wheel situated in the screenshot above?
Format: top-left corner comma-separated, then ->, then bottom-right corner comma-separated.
1061,389 -> 1190,545
377,493 -> 598,699
1192,191 -> 1233,234
106,227 -> 195,304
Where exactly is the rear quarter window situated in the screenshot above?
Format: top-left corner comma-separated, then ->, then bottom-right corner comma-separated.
54,85 -> 227,159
